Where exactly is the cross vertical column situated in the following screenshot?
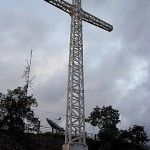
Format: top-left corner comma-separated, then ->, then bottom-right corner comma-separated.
64,0 -> 87,149
43,0 -> 113,149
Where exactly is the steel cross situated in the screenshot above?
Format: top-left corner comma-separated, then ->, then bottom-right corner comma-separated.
44,0 -> 113,146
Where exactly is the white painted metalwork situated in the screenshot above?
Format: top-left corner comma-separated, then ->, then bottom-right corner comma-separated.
44,0 -> 113,146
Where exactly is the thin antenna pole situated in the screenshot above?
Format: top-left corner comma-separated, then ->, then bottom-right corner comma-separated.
23,49 -> 33,95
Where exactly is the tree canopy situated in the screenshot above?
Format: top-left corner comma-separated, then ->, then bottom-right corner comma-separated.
129,125 -> 149,145
86,105 -> 149,149
86,105 -> 120,142
86,105 -> 120,130
0,86 -> 39,132
118,125 -> 150,150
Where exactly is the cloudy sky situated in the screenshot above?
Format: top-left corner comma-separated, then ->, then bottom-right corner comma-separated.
0,0 -> 150,137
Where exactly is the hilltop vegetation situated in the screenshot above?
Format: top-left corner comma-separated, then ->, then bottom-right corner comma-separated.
86,105 -> 150,150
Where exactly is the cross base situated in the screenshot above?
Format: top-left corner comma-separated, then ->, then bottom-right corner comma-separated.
62,143 -> 88,150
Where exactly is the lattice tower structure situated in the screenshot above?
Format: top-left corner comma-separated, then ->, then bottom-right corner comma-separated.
44,0 -> 113,146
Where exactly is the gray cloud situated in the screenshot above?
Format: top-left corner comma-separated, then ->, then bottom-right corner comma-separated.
0,0 -> 150,138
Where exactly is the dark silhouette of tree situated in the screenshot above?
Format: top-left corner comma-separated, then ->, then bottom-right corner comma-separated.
128,125 -> 149,149
86,105 -> 120,129
0,86 -> 38,132
86,105 -> 120,142
86,106 -> 150,150
118,125 -> 149,150
129,125 -> 149,145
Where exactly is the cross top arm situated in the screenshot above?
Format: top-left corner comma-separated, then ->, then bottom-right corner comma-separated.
44,0 -> 113,32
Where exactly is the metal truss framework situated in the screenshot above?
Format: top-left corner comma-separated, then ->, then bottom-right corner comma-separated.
44,0 -> 113,146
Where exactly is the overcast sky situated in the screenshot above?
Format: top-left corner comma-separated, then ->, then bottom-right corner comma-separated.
0,0 -> 150,137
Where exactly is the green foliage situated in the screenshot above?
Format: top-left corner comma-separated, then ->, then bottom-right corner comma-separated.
86,105 -> 120,130
129,125 -> 149,145
98,126 -> 119,142
87,106 -> 150,149
0,86 -> 38,132
119,125 -> 149,149
86,105 -> 120,142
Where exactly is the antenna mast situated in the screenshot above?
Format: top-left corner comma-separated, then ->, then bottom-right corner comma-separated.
23,49 -> 33,95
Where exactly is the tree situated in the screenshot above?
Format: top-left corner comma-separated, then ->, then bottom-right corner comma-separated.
86,106 -> 150,149
129,125 -> 149,149
86,105 -> 120,130
118,125 -> 149,150
86,105 -> 120,142
0,86 -> 38,132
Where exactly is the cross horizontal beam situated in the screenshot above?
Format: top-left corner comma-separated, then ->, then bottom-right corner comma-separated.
44,0 -> 72,14
44,0 -> 113,32
82,10 -> 113,32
